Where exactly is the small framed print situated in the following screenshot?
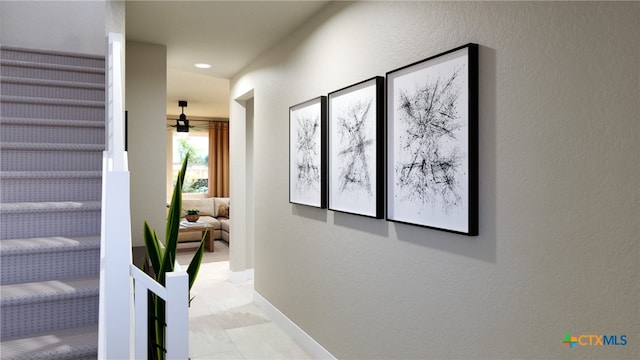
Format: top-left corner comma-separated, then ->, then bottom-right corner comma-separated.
289,96 -> 327,208
386,43 -> 478,235
328,77 -> 384,218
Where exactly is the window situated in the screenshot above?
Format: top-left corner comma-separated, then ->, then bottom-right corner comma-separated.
171,131 -> 209,194
167,119 -> 229,200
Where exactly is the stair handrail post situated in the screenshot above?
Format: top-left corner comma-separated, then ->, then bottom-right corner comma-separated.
105,32 -> 127,171
165,270 -> 190,359
98,32 -> 133,359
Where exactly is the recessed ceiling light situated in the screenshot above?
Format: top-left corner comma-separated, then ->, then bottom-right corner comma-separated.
194,63 -> 211,69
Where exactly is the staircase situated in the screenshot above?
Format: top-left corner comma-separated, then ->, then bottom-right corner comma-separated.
0,46 -> 105,359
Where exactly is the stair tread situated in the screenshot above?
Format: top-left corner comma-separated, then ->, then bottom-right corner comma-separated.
0,142 -> 104,151
0,117 -> 104,127
0,324 -> 98,359
1,95 -> 104,107
0,200 -> 102,213
0,276 -> 99,306
0,76 -> 105,89
0,171 -> 102,179
0,44 -> 105,60
0,58 -> 104,73
0,235 -> 100,254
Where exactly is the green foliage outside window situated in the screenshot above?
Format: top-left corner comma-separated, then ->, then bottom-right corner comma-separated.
173,135 -> 209,193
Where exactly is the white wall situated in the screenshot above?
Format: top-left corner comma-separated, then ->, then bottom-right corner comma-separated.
229,90 -> 253,273
126,41 -> 167,247
0,0 -> 105,55
230,2 -> 639,359
245,98 -> 255,270
106,0 -> 125,39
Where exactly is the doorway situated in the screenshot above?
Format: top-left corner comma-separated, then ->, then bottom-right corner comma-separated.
229,90 -> 255,281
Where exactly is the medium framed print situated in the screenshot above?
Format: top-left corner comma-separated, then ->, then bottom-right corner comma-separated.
289,96 -> 327,208
328,77 -> 384,218
386,43 -> 478,235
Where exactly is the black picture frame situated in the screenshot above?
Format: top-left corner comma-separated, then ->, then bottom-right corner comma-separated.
386,43 -> 478,235
328,76 -> 384,218
289,96 -> 327,208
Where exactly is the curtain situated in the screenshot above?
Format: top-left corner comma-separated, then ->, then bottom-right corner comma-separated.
208,121 -> 229,197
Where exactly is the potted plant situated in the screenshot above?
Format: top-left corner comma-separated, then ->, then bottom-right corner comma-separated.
185,208 -> 200,222
143,154 -> 205,360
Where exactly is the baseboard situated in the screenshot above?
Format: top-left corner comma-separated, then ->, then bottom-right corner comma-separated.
253,290 -> 336,360
228,268 -> 254,283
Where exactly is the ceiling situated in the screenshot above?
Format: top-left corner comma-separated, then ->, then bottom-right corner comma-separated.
125,1 -> 329,119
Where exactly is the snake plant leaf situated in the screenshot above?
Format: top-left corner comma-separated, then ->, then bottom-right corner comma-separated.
143,221 -> 162,278
159,154 -> 189,284
143,153 -> 203,360
186,230 -> 206,290
165,153 -> 189,249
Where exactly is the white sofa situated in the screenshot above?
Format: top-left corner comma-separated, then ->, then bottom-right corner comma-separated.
179,197 -> 230,242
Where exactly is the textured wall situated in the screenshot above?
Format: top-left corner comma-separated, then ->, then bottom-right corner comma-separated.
230,1 -> 638,359
0,1 -> 105,55
126,41 -> 167,247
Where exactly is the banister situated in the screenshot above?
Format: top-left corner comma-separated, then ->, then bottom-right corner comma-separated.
98,32 -> 132,360
130,263 -> 189,359
105,32 -> 126,171
130,265 -> 168,299
100,31 -> 189,360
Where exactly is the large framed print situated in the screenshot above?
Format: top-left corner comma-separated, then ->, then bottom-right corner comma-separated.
289,96 -> 327,208
328,77 -> 384,218
386,43 -> 478,235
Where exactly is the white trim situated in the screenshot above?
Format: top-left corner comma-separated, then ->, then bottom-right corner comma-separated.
253,290 -> 336,360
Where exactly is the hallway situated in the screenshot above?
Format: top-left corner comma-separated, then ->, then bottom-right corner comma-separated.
177,243 -> 312,359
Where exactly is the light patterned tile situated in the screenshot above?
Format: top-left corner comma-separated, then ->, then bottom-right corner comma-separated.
212,302 -> 271,330
226,323 -> 313,360
189,313 -> 238,358
189,261 -> 310,360
190,348 -> 245,360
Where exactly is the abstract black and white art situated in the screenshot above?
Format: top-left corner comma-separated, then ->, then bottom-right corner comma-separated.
289,96 -> 327,208
386,44 -> 478,235
328,77 -> 384,218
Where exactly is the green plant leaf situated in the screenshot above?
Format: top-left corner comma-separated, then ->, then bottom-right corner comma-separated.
143,221 -> 162,279
165,153 -> 189,246
159,154 -> 189,284
143,153 -> 204,360
187,231 -> 206,290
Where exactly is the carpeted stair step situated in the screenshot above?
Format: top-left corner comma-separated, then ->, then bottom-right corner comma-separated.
1,45 -> 104,68
0,59 -> 105,84
0,171 -> 102,203
0,324 -> 98,360
0,117 -> 105,145
0,236 -> 100,284
0,95 -> 105,121
0,142 -> 103,172
0,277 -> 99,338
0,201 -> 101,240
0,46 -> 105,359
1,76 -> 105,101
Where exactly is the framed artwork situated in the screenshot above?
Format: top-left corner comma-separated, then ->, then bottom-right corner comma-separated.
289,96 -> 327,208
328,77 -> 384,218
386,43 -> 478,235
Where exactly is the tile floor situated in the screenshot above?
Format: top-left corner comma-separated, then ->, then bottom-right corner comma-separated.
177,243 -> 313,360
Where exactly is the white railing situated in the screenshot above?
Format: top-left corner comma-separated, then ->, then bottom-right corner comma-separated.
130,263 -> 189,359
98,32 -> 189,359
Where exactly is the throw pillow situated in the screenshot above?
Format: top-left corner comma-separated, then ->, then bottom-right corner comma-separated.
218,204 -> 230,218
